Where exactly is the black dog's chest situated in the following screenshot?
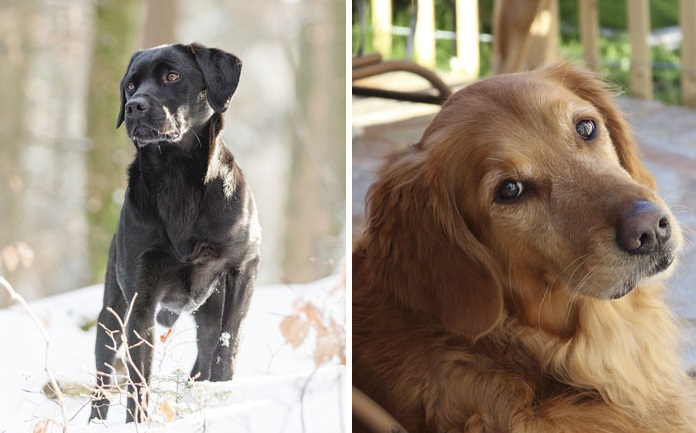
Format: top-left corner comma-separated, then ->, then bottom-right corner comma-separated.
116,211 -> 236,314
117,151 -> 254,312
131,168 -> 239,260
131,148 -> 234,258
167,236 -> 220,264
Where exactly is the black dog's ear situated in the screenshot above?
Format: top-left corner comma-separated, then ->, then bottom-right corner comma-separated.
116,52 -> 140,128
190,44 -> 242,113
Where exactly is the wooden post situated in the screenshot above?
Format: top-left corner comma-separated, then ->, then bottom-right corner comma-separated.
371,0 -> 392,56
579,0 -> 600,71
453,0 -> 480,79
414,0 -> 436,68
627,0 -> 653,99
680,0 -> 696,107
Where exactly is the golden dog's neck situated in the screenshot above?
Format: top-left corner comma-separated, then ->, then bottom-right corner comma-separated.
505,277 -> 581,339
508,279 -> 691,416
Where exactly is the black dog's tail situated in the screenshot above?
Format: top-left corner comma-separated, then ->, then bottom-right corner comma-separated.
156,309 -> 180,327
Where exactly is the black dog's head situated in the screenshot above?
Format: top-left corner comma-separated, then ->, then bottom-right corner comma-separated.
117,43 -> 242,147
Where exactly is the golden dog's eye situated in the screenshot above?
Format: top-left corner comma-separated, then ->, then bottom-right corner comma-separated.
498,180 -> 525,200
166,72 -> 180,82
576,119 -> 596,140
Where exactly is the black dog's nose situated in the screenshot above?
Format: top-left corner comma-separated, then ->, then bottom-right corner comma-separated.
616,200 -> 671,255
125,97 -> 150,118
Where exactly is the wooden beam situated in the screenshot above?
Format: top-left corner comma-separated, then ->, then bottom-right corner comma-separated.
579,0 -> 600,71
414,0 -> 437,68
680,0 -> 696,107
371,0 -> 392,56
627,0 -> 652,99
453,0 -> 480,79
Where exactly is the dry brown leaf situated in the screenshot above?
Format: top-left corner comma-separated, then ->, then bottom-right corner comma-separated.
314,320 -> 329,336
292,299 -> 306,312
329,316 -> 341,333
1,242 -> 34,272
283,284 -> 346,368
313,333 -> 341,367
157,400 -> 176,422
16,242 -> 34,269
303,302 -> 322,325
280,314 -> 310,348
1,245 -> 19,272
159,328 -> 173,343
32,418 -> 50,433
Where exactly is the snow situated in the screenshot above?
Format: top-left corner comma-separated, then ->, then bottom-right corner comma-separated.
0,275 -> 346,433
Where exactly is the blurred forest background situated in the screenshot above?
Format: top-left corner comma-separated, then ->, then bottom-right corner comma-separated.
0,0 -> 346,305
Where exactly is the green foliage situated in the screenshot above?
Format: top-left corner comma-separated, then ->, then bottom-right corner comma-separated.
560,0 -> 679,31
652,45 -> 682,105
561,33 -> 682,105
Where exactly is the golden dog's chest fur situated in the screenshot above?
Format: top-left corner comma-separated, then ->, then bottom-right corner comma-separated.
353,64 -> 696,433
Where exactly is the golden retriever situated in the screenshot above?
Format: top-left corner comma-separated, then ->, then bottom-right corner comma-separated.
493,0 -> 553,74
353,64 -> 696,433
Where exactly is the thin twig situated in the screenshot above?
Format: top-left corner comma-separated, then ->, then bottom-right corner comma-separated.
105,292 -> 153,426
0,276 -> 69,433
298,367 -> 320,433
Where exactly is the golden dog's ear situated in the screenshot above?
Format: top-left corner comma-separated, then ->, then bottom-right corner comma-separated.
541,63 -> 656,189
361,147 -> 503,340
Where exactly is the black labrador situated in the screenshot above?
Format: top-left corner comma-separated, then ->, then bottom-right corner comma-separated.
90,43 -> 261,423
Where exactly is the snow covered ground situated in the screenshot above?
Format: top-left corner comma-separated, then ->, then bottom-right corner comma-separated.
0,275 -> 346,433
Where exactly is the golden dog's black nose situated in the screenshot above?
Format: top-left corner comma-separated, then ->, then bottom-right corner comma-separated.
617,200 -> 671,255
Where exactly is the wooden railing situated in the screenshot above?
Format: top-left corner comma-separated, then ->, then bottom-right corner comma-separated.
367,0 -> 696,107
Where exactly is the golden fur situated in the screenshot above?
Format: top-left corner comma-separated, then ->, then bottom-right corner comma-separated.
353,64 -> 696,433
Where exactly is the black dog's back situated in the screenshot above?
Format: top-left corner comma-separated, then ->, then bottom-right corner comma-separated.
90,43 -> 260,423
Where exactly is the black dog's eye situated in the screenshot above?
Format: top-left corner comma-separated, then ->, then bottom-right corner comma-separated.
575,119 -> 597,140
126,81 -> 135,91
166,72 -> 180,82
497,180 -> 525,201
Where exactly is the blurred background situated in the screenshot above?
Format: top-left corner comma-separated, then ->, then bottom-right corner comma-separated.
0,0 -> 346,305
353,0 -> 686,104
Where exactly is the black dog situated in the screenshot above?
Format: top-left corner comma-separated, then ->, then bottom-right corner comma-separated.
90,43 -> 261,423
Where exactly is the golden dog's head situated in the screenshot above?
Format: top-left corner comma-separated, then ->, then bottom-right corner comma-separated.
359,64 -> 681,339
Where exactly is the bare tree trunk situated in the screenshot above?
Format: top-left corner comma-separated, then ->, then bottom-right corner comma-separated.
284,0 -> 346,283
0,1 -> 33,305
85,0 -> 139,281
141,0 -> 178,48
1,0 -> 93,303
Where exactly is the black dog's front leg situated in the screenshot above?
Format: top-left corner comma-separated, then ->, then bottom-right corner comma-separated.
209,257 -> 259,381
190,282 -> 224,381
124,294 -> 156,423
